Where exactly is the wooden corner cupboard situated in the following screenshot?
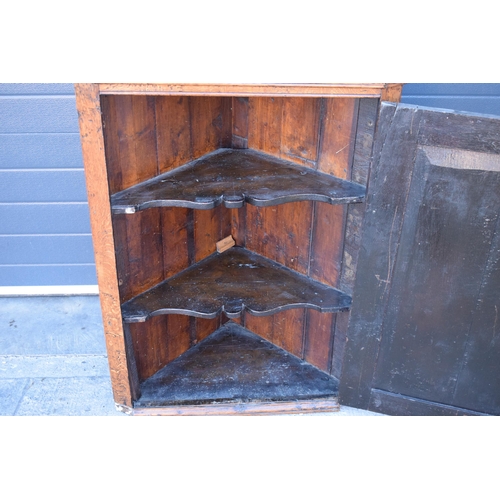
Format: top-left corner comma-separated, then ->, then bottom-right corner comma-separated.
76,83 -> 500,416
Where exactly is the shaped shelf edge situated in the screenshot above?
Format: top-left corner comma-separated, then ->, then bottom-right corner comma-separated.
121,247 -> 351,323
111,148 -> 366,213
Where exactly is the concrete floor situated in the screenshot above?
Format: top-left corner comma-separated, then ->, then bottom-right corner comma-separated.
0,295 -> 383,416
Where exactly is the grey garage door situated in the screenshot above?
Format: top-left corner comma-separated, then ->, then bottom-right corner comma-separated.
1,83 -> 500,288
0,84 -> 96,287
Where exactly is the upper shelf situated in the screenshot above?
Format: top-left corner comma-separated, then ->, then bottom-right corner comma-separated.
110,148 -> 366,213
121,247 -> 351,323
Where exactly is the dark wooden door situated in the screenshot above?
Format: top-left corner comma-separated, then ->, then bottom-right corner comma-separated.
340,103 -> 500,416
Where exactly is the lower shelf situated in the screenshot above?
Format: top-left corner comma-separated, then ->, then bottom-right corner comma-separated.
133,321 -> 339,415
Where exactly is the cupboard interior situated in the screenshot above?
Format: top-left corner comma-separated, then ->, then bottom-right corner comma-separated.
100,93 -> 364,403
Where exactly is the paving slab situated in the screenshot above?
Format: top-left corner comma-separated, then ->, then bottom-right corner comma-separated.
0,378 -> 29,416
0,296 -> 106,355
13,376 -> 123,416
0,354 -> 109,378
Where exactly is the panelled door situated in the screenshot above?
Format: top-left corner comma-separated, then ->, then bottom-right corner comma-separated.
340,103 -> 500,416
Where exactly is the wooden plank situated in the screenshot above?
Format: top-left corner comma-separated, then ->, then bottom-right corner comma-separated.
280,97 -> 321,165
221,97 -> 233,148
100,95 -> 158,193
112,209 -> 164,303
132,398 -> 339,415
380,84 -> 403,103
303,310 -> 335,372
74,84 -> 133,407
418,106 -> 500,154
155,96 -> 192,174
128,318 -> 167,383
190,96 -> 226,159
305,98 -> 359,373
245,309 -> 305,358
161,207 -> 191,279
368,389 -> 489,416
332,98 -> 379,378
232,97 -> 249,149
98,83 -> 388,98
248,97 -> 283,155
339,103 -> 422,410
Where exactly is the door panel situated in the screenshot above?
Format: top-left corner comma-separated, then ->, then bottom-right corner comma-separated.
340,103 -> 500,415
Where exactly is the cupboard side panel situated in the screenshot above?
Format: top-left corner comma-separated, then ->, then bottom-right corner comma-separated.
75,84 -> 133,407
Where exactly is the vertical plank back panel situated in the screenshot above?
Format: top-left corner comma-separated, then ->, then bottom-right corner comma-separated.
245,97 -> 326,360
104,95 -> 233,383
280,97 -> 321,166
156,96 -> 192,174
101,95 -> 158,194
304,98 -> 359,372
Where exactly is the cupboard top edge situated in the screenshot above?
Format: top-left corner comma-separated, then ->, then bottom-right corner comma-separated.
74,83 -> 402,98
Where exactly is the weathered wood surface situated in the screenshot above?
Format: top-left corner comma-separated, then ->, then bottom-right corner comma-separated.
135,321 -> 339,407
132,398 -> 339,416
339,103 -> 423,410
121,247 -> 351,322
331,98 -> 380,378
110,148 -> 365,213
98,83 -> 393,98
341,102 -> 500,415
74,84 -> 133,407
368,389 -> 489,416
243,96 -> 368,370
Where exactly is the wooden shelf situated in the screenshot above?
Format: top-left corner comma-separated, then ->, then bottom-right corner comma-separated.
121,247 -> 351,323
111,148 -> 366,213
135,321 -> 339,412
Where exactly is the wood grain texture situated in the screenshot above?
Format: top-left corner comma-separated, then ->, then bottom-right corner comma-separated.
155,96 -> 192,174
98,83 -> 390,97
232,97 -> 249,149
339,103 -> 421,409
281,97 -> 320,165
368,389 -> 488,416
305,98 -> 360,372
341,102 -> 500,415
113,209 -> 164,302
74,84 -> 133,406
132,398 -> 339,415
372,150 -> 500,408
380,84 -> 404,103
332,98 -> 379,378
100,95 -> 158,194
